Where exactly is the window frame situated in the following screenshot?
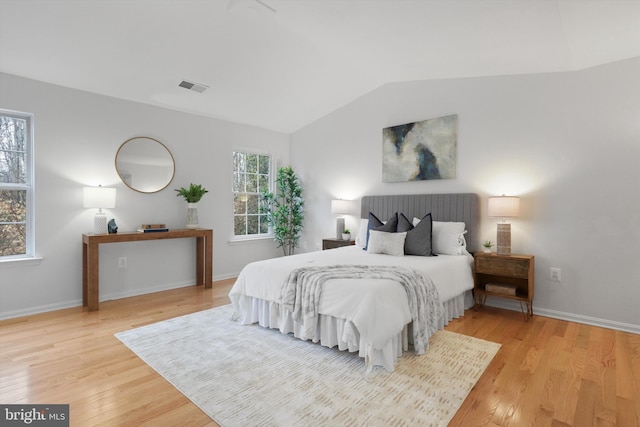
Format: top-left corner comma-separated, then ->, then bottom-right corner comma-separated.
0,109 -> 35,261
231,149 -> 273,242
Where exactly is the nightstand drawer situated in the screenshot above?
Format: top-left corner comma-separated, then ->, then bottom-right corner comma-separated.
475,256 -> 530,279
322,239 -> 355,250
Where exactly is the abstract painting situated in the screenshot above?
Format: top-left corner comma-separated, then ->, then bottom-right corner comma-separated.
382,114 -> 458,182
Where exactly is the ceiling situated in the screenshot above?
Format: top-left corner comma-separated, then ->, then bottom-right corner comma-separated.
1,0 -> 639,134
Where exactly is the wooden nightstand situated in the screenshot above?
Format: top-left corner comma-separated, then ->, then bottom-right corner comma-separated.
473,252 -> 535,320
322,238 -> 356,250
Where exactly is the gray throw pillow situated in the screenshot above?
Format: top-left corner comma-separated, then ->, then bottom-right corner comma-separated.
400,213 -> 432,256
365,212 -> 398,250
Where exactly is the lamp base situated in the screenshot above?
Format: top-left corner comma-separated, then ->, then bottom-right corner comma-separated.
336,217 -> 345,239
94,212 -> 108,234
496,223 -> 511,255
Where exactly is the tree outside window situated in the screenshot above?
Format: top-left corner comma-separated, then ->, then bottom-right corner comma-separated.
232,151 -> 271,237
0,110 -> 33,258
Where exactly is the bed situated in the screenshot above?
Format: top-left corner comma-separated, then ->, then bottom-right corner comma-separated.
229,193 -> 479,371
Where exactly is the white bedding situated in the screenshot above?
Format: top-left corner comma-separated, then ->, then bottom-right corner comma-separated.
229,246 -> 474,371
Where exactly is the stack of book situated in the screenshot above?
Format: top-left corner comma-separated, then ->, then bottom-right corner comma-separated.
485,283 -> 518,296
137,223 -> 169,233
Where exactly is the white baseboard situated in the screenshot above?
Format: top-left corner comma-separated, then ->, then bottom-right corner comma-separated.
214,272 -> 240,281
485,299 -> 640,335
0,276 -> 240,321
0,300 -> 82,321
6,281 -> 636,336
99,280 -> 196,302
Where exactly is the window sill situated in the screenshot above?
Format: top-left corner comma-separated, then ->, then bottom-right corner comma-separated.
0,256 -> 43,268
227,235 -> 274,246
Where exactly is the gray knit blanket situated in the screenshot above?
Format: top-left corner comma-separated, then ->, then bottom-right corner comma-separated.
281,265 -> 443,354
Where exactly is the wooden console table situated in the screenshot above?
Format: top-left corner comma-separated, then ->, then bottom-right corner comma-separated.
82,228 -> 213,311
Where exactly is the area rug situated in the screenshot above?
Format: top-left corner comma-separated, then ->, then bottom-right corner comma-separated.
115,305 -> 500,427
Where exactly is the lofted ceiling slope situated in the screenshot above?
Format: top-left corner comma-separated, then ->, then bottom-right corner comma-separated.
1,0 -> 639,133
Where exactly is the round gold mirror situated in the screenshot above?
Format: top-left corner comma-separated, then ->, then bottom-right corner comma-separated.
115,137 -> 175,193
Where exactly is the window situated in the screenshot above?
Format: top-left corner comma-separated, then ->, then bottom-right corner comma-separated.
232,151 -> 271,237
0,110 -> 34,259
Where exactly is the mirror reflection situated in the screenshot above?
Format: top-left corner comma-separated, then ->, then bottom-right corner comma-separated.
115,137 -> 175,193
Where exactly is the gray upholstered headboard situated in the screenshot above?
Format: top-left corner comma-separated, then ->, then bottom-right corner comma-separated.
361,193 -> 480,252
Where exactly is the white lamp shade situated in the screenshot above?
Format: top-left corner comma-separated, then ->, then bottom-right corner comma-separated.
488,196 -> 520,218
83,186 -> 116,209
331,199 -> 351,214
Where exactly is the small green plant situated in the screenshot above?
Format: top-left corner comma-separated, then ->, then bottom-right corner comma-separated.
175,183 -> 208,203
482,240 -> 494,248
343,229 -> 351,234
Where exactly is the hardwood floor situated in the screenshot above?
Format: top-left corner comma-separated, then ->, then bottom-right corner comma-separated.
448,307 -> 640,427
1,281 -> 639,426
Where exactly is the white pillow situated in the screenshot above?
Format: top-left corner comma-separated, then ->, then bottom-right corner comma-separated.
366,230 -> 407,256
355,218 -> 369,248
433,221 -> 467,255
415,218 -> 467,255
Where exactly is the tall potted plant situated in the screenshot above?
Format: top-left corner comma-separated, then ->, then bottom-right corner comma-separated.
175,183 -> 208,228
261,166 -> 304,256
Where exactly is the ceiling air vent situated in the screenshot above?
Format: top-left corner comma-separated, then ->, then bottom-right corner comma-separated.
178,80 -> 209,93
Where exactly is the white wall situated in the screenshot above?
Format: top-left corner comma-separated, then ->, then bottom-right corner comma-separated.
291,57 -> 640,332
0,73 -> 289,319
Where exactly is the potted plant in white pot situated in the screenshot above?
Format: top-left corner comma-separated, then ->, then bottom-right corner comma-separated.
175,183 -> 208,229
342,228 -> 351,241
482,240 -> 493,253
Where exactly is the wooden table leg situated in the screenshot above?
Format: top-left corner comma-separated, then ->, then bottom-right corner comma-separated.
196,236 -> 204,286
196,230 -> 213,288
82,242 -> 88,306
86,241 -> 99,311
205,230 -> 212,288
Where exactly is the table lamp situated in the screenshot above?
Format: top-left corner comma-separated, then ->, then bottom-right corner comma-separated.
84,185 -> 116,234
331,199 -> 351,239
488,195 -> 520,255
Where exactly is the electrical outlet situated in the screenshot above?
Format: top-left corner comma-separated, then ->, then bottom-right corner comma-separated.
118,257 -> 127,269
550,267 -> 561,281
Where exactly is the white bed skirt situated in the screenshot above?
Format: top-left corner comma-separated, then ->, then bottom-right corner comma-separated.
232,290 -> 474,371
